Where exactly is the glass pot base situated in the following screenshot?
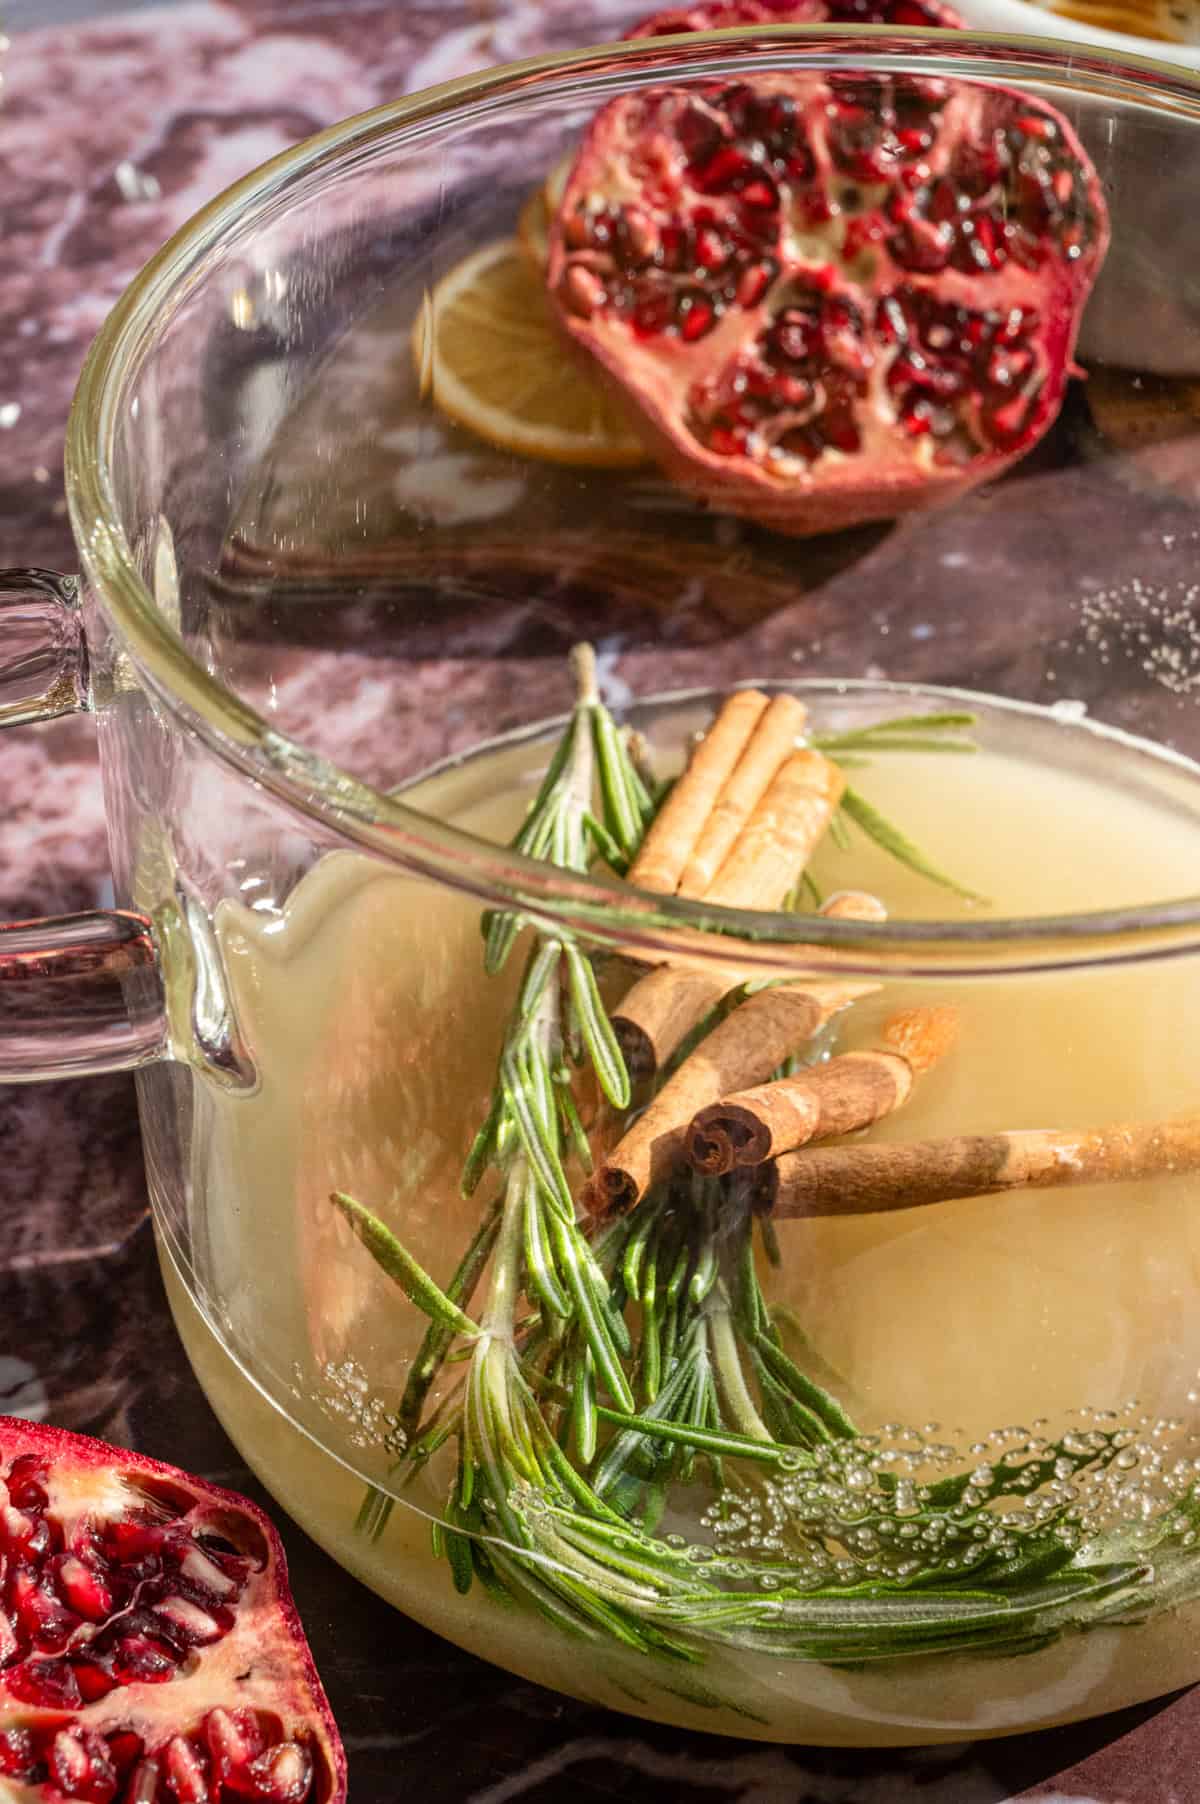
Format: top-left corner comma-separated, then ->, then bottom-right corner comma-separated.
159,1237 -> 1200,1745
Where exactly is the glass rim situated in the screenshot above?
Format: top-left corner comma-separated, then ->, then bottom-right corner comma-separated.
64,23 -> 1200,979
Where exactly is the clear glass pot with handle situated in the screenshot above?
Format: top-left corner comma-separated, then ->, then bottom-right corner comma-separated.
9,27 -> 1200,1745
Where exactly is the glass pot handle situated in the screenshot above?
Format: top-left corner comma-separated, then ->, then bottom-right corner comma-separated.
0,569 -> 167,1081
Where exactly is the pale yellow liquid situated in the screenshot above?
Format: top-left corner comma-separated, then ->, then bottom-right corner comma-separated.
157,691 -> 1200,1743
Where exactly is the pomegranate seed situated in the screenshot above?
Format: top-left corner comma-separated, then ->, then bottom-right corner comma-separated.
103,1521 -> 167,1563
776,376 -> 816,408
7,1457 -> 50,1511
165,1736 -> 210,1804
633,288 -> 674,335
6,1654 -> 82,1707
564,210 -> 593,250
1052,167 -> 1074,206
659,222 -> 693,271
736,263 -> 772,307
56,1553 -> 115,1621
112,1633 -> 178,1683
676,102 -> 721,163
207,1707 -> 265,1776
71,1655 -> 118,1701
679,295 -> 717,341
178,1544 -> 241,1600
621,206 -> 659,263
694,226 -> 728,271
104,1733 -> 143,1781
247,1741 -> 314,1803
562,265 -> 606,318
986,345 -> 1035,389
3,1504 -> 38,1550
706,426 -> 748,456
988,390 -> 1038,444
153,1594 -> 224,1645
49,1727 -> 118,1804
10,1567 -> 78,1648
772,316 -> 817,363
692,145 -> 753,194
125,1760 -> 162,1804
738,177 -> 778,211
0,1729 -> 36,1779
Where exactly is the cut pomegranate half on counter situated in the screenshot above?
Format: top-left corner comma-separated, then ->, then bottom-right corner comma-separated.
546,74 -> 1109,534
627,0 -> 964,34
0,1419 -> 346,1804
517,0 -> 965,271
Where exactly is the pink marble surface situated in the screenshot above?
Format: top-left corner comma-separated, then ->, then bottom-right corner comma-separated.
5,3 -> 1200,1798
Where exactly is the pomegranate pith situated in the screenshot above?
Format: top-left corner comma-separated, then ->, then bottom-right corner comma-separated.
0,1419 -> 346,1804
547,72 -> 1108,534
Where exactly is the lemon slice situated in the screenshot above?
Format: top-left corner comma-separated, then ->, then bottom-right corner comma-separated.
517,155 -> 572,271
413,238 -> 647,469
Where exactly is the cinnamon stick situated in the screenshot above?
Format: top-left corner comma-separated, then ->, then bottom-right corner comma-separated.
687,1006 -> 958,1174
677,694 -> 808,898
628,689 -> 769,895
611,966 -> 730,1081
702,751 -> 846,910
765,1107 -> 1200,1220
586,980 -> 873,1216
611,889 -> 887,1082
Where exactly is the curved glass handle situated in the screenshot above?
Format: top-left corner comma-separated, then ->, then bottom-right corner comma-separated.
0,567 -> 90,727
0,568 -> 167,1081
0,911 -> 167,1081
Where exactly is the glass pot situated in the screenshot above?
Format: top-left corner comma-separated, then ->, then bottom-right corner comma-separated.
8,27 -> 1200,1747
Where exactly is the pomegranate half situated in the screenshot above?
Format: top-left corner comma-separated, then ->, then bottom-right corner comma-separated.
547,73 -> 1109,534
628,0 -> 964,34
0,1418 -> 346,1804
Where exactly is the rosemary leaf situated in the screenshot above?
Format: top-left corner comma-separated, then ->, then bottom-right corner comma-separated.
501,1046 -> 575,1221
331,1193 -> 481,1339
583,810 -> 626,871
522,1175 -> 573,1321
460,1091 -> 502,1200
555,1072 -> 594,1172
546,1210 -> 636,1412
595,1406 -> 787,1466
591,706 -> 645,855
565,942 -> 631,1110
396,1194 -> 503,1444
814,711 -> 978,751
622,1207 -> 657,1303
751,1330 -> 858,1441
840,786 -> 986,901
573,1350 -> 598,1465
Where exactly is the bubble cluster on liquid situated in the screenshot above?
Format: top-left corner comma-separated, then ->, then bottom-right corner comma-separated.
1069,579 -> 1200,695
302,1358 -> 408,1457
682,1402 -> 1200,1588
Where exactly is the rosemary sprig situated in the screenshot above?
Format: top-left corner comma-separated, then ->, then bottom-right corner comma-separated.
812,711 -> 986,900
343,1186 -> 1171,1662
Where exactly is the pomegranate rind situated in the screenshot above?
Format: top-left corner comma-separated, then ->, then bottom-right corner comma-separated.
547,76 -> 1109,535
0,1416 -> 348,1804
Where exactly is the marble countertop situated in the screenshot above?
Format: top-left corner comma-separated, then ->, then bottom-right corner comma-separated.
3,2 -> 1200,1798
